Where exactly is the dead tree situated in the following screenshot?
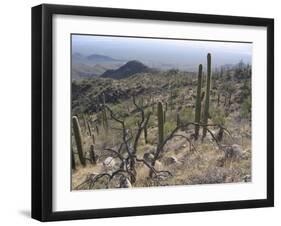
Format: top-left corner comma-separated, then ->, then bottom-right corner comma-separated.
75,97 -> 171,189
149,122 -> 232,177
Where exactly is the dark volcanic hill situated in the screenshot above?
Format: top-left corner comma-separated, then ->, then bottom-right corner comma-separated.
101,60 -> 152,79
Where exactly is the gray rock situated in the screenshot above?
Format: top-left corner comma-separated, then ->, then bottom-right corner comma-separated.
243,174 -> 251,182
154,160 -> 162,170
103,157 -> 116,168
165,156 -> 178,165
119,176 -> 132,188
143,152 -> 154,163
229,103 -> 239,112
221,144 -> 243,160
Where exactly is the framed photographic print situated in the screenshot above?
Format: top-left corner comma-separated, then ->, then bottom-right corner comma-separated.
32,4 -> 274,221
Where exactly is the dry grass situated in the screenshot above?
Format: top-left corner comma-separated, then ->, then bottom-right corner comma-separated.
72,118 -> 251,190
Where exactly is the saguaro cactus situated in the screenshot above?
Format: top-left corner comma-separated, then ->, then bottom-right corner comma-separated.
169,83 -> 173,110
151,98 -> 155,113
92,134 -> 95,145
194,64 -> 203,139
101,110 -> 108,133
201,91 -> 205,103
89,144 -> 96,165
71,148 -> 76,170
157,102 -> 164,146
202,53 -> 212,138
82,114 -> 87,133
101,93 -> 108,133
87,120 -> 92,136
176,108 -> 181,127
72,116 -> 86,166
95,123 -> 99,135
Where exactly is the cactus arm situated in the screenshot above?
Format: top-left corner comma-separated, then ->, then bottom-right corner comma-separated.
72,116 -> 86,166
202,53 -> 212,138
194,64 -> 203,139
157,102 -> 164,146
71,148 -> 76,170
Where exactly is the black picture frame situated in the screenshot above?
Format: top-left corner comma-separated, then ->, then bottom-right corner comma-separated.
32,4 -> 274,222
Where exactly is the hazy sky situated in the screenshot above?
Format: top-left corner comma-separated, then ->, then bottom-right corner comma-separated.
72,34 -> 252,70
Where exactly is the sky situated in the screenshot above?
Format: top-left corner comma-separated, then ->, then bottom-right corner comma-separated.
72,34 -> 252,71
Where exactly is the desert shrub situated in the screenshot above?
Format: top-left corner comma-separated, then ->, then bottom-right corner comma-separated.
210,107 -> 226,125
165,109 -> 175,121
164,120 -> 177,137
240,80 -> 251,100
169,87 -> 181,98
147,114 -> 157,128
125,114 -> 139,129
179,107 -> 194,124
111,103 -> 128,117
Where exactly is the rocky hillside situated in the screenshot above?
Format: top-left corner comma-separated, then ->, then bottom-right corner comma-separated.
72,71 -> 195,114
101,60 -> 153,79
71,55 -> 252,191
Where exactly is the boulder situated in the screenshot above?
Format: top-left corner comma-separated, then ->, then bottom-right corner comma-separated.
243,174 -> 251,182
154,160 -> 163,170
229,103 -> 240,113
221,144 -> 243,160
216,156 -> 225,167
119,176 -> 132,188
103,157 -> 116,168
165,156 -> 178,165
143,152 -> 154,163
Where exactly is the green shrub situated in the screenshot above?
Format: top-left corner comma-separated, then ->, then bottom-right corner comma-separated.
164,120 -> 177,137
111,103 -> 128,117
125,114 -> 139,129
210,107 -> 226,125
180,107 -> 194,124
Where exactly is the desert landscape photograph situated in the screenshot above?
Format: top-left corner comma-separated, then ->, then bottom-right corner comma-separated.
71,34 -> 252,190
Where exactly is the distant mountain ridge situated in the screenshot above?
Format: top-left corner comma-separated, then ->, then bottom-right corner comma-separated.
72,52 -> 123,64
72,52 -> 124,80
86,54 -> 121,62
101,60 -> 152,79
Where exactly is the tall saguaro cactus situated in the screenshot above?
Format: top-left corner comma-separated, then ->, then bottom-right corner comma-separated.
152,100 -> 155,113
202,53 -> 212,138
157,102 -> 164,146
72,116 -> 86,166
82,114 -> 87,133
71,148 -> 76,170
194,64 -> 203,139
102,110 -> 108,132
169,83 -> 173,110
89,144 -> 96,165
101,93 -> 108,133
87,120 -> 92,136
176,107 -> 181,127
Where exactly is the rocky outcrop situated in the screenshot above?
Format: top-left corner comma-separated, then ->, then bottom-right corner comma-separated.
102,60 -> 152,79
